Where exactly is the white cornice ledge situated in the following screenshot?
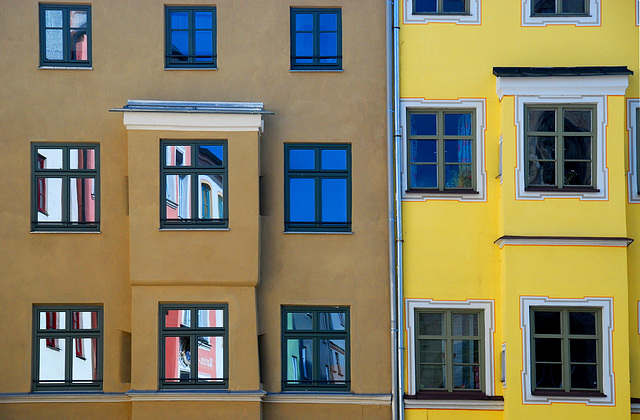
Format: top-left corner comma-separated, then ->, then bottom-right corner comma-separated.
404,399 -> 504,410
496,75 -> 629,100
126,390 -> 266,402
121,112 -> 264,132
495,236 -> 633,248
264,393 -> 391,406
0,393 -> 129,404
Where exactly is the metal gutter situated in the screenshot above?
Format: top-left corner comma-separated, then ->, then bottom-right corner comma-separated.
110,100 -> 273,115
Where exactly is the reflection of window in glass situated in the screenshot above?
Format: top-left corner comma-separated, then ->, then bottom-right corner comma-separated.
33,306 -> 102,391
525,105 -> 595,190
165,7 -> 216,68
407,109 -> 476,192
161,141 -> 227,228
531,0 -> 588,16
285,144 -> 351,232
160,304 -> 228,389
39,4 -> 91,67
282,307 -> 349,391
32,144 -> 99,231
413,0 -> 469,14
290,8 -> 342,70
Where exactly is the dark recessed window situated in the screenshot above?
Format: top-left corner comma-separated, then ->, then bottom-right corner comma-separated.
284,144 -> 351,232
525,105 -> 595,190
33,306 -> 102,391
282,307 -> 349,391
159,304 -> 228,389
290,8 -> 342,70
39,4 -> 91,67
414,0 -> 469,14
161,141 -> 227,229
165,7 -> 216,68
532,0 -> 588,15
32,144 -> 99,231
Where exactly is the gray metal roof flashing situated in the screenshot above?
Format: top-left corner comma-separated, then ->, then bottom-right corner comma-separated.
110,100 -> 273,115
493,66 -> 633,77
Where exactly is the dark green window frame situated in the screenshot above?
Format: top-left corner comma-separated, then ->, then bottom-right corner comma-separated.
413,0 -> 470,15
407,109 -> 477,192
524,104 -> 596,191
290,8 -> 342,71
165,6 -> 217,69
415,309 -> 484,393
284,143 -> 351,232
159,304 -> 228,389
31,143 -> 100,232
32,305 -> 103,391
531,0 -> 589,16
281,306 -> 350,391
636,108 -> 640,195
39,4 -> 92,67
160,140 -> 228,229
530,308 -> 602,394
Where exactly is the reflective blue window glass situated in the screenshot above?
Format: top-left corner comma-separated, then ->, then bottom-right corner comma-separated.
321,149 -> 347,170
410,114 -> 437,136
414,0 -> 437,13
322,179 -> 347,222
291,9 -> 341,70
290,149 -> 316,170
289,179 -> 316,222
166,7 -> 216,68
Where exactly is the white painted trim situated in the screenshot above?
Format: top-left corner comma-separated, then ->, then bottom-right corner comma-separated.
38,66 -> 93,70
495,237 -> 632,248
400,98 -> 487,202
520,296 -> 615,406
405,299 -> 495,396
404,0 -> 481,25
126,390 -> 265,402
496,76 -> 629,100
637,0 -> 640,26
404,398 -> 504,410
264,393 -> 391,405
521,0 -> 600,26
628,100 -> 640,202
0,393 -> 129,404
122,112 -> 264,133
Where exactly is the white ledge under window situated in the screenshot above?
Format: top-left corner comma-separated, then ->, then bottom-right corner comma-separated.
404,0 -> 481,25
521,0 -> 600,26
404,398 -> 504,410
264,393 -> 391,406
38,66 -> 93,70
495,236 -> 633,248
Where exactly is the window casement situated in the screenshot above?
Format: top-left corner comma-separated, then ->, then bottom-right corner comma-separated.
281,307 -> 350,391
531,0 -> 588,16
407,109 -> 476,193
39,4 -> 91,67
525,105 -> 596,191
33,306 -> 102,391
415,310 -> 484,393
521,0 -> 599,25
159,304 -> 228,389
165,6 -> 216,69
161,141 -> 228,229
31,144 -> 99,232
530,308 -> 602,394
284,143 -> 351,232
627,100 -> 640,202
413,0 -> 470,15
290,8 -> 342,71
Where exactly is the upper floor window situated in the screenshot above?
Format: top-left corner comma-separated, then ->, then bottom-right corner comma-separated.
522,0 -> 598,25
39,4 -> 91,67
414,0 -> 469,14
284,144 -> 351,232
161,141 -> 228,229
165,7 -> 216,69
32,144 -> 99,232
531,0 -> 588,16
160,304 -> 228,389
282,307 -> 349,391
290,8 -> 342,71
33,306 -> 102,391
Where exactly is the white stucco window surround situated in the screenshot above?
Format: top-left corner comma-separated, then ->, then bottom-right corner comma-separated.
520,296 -> 615,406
521,0 -> 600,26
405,299 -> 496,397
400,98 -> 487,202
404,0 -> 481,25
628,100 -> 640,202
496,73 -> 630,201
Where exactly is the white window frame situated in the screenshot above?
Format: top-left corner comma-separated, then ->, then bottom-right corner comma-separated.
496,74 -> 629,200
628,100 -> 640,202
405,299 -> 495,396
520,296 -> 614,406
521,0 -> 600,26
404,0 -> 481,25
400,98 -> 487,202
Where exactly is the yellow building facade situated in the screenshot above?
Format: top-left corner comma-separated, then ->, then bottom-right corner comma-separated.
397,1 -> 640,419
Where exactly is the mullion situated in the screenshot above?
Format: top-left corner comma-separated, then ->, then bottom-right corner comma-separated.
438,113 -> 445,190
313,12 -> 320,65
188,11 -> 195,64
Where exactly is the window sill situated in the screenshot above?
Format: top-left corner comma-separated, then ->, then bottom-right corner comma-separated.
407,391 -> 502,400
531,390 -> 606,398
524,187 -> 600,193
159,227 -> 229,231
164,67 -> 217,71
38,66 -> 93,70
30,230 -> 101,234
289,69 -> 344,73
404,393 -> 504,411
284,230 -> 353,235
406,189 -> 478,194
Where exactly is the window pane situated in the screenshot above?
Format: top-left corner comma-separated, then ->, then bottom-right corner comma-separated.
319,32 -> 337,63
318,339 -> 346,382
453,365 -> 480,389
170,31 -> 189,60
564,161 -> 591,186
529,136 -> 556,160
319,312 -> 346,331
170,11 -> 188,29
286,339 -> 313,382
563,0 -> 586,13
452,313 -> 478,336
71,311 -> 98,329
69,178 -> 96,223
411,140 -> 437,163
197,336 -> 224,380
418,312 -> 444,335
444,140 -> 472,163
287,312 -> 313,330
564,136 -> 591,160
445,164 -> 473,188
289,178 -> 315,222
411,165 -> 438,189
534,311 -> 561,334
70,10 -> 87,28
529,109 -> 556,132
39,338 -> 66,382
165,175 -> 191,219
319,13 -> 337,31
194,11 -> 213,29
414,0 -> 437,13
570,364 -> 598,389
38,178 -> 63,222
195,31 -> 213,61
36,148 -> 64,169
528,161 -> 555,186
443,0 -> 466,13
419,364 -> 446,389
321,178 -> 347,223
569,312 -> 596,335
45,29 -> 64,60
321,149 -> 347,170
45,9 -> 63,27
444,113 -> 472,136
164,336 -> 191,381
197,145 -> 223,166
197,309 -> 224,328
564,110 -> 591,132
289,149 -> 315,170
70,149 -> 96,169
410,113 -> 437,136
535,363 -> 563,388
40,311 -> 66,329
70,29 -> 88,61
198,175 -> 224,219
295,13 -> 313,31
166,146 -> 191,166
295,33 -> 313,62
452,340 -> 480,363
535,338 -> 562,362
72,338 -> 98,382
419,340 -> 446,362
570,339 -> 597,363
533,0 -> 556,13
165,309 -> 191,328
